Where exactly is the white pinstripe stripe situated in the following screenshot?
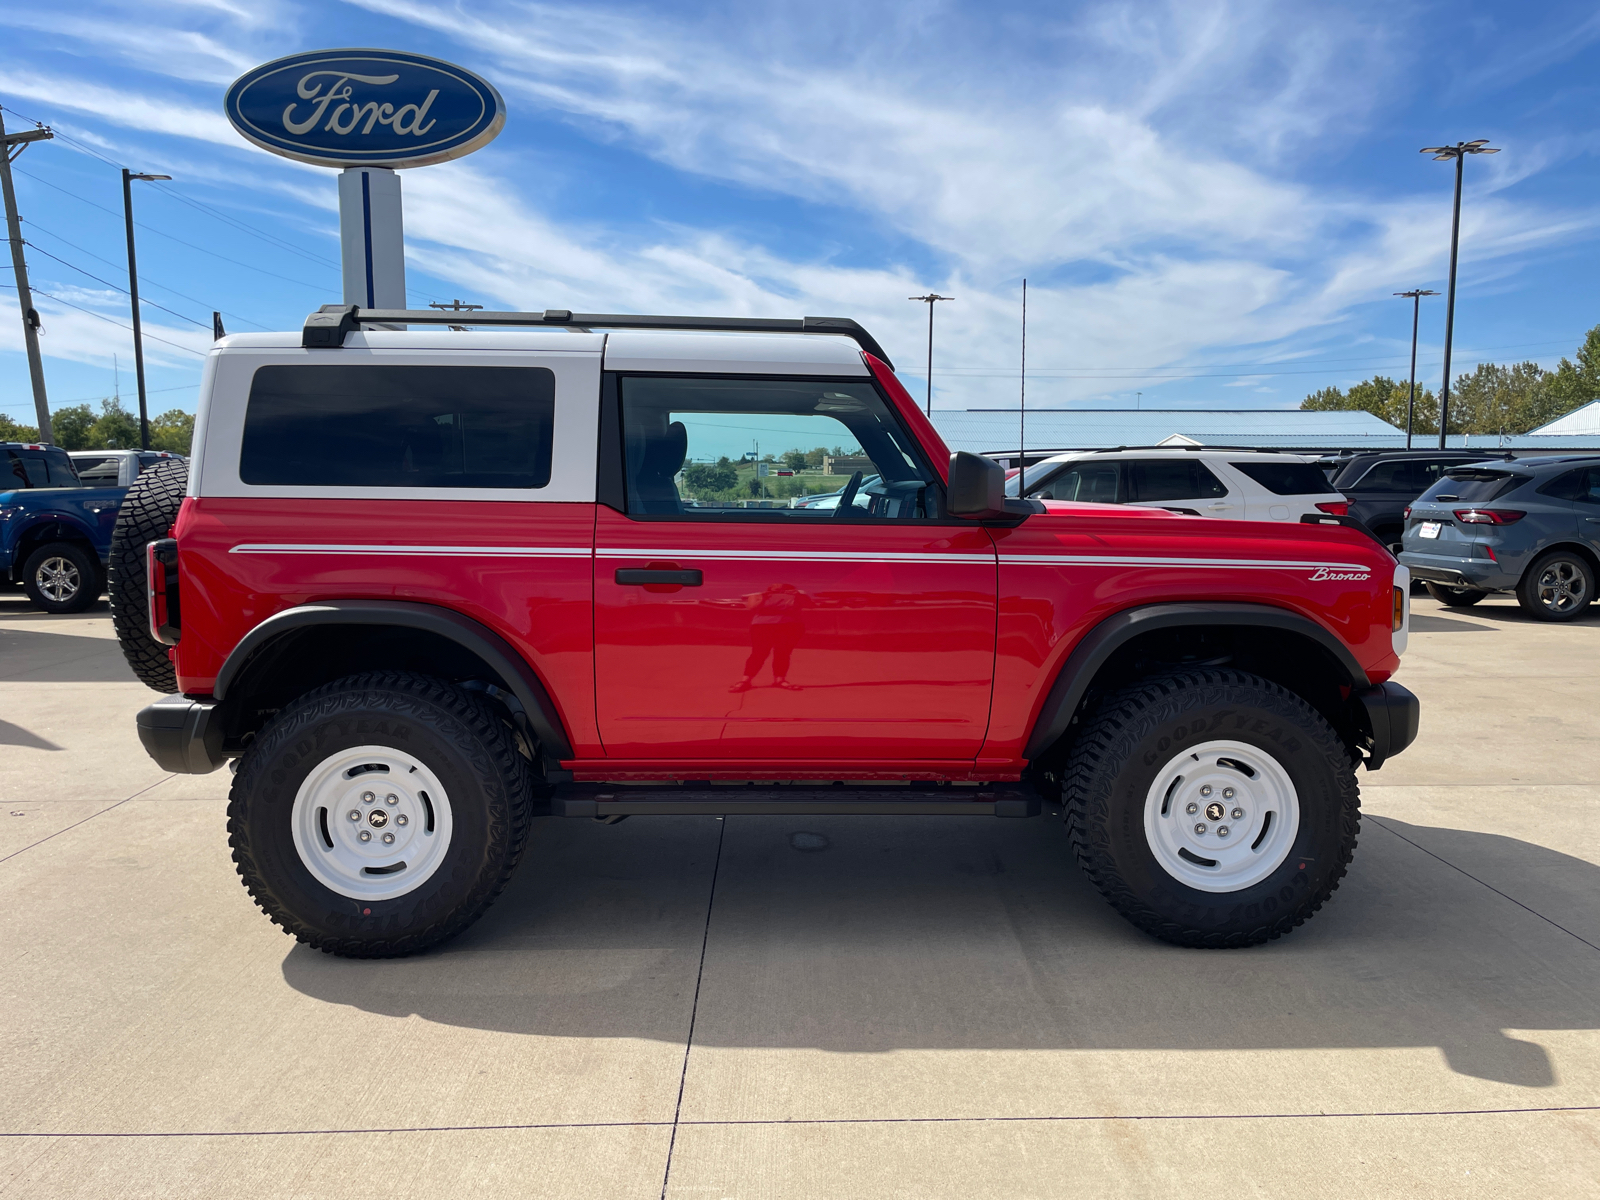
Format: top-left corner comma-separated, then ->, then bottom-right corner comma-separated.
999,554 -> 1372,572
228,544 -> 592,557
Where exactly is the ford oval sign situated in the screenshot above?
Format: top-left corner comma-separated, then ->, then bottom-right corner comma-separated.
224,49 -> 505,169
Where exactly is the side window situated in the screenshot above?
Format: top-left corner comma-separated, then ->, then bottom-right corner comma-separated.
74,456 -> 121,486
1583,468 -> 1600,505
240,365 -> 555,488
1126,459 -> 1226,502
6,449 -> 78,488
1036,462 -> 1121,503
618,376 -> 938,521
1543,468 -> 1600,504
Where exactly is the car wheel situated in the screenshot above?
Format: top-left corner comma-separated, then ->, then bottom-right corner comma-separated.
227,672 -> 535,958
1422,582 -> 1489,607
108,459 -> 189,693
1516,550 -> 1594,622
1063,669 -> 1359,948
21,542 -> 100,614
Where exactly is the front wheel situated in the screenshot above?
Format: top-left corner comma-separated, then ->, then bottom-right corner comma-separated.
227,672 -> 535,958
1063,669 -> 1359,948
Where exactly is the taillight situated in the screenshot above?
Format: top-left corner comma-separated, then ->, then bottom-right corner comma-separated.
1454,508 -> 1524,525
1403,506 -> 1412,519
146,538 -> 181,646
1393,586 -> 1405,632
1315,501 -> 1349,516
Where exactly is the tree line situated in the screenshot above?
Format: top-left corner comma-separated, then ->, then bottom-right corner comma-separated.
0,396 -> 194,454
1301,323 -> 1600,436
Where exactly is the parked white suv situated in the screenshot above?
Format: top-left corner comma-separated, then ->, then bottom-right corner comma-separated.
1005,448 -> 1354,523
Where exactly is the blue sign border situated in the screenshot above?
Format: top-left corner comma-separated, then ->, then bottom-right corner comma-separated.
225,48 -> 506,169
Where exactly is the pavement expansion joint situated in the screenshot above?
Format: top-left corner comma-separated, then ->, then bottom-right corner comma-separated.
1368,815 -> 1600,954
0,775 -> 174,866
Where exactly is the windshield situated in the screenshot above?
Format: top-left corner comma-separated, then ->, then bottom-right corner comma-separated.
1418,469 -> 1525,504
1005,459 -> 1070,497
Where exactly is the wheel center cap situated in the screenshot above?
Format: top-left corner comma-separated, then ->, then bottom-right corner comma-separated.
368,809 -> 389,828
1204,801 -> 1226,822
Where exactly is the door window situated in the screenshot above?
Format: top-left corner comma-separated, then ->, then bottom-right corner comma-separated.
1125,459 -> 1228,502
618,376 -> 938,520
1030,462 -> 1122,503
1540,468 -> 1600,504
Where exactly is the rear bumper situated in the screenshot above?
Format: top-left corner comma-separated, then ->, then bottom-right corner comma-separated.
136,695 -> 227,774
1354,681 -> 1420,770
1398,551 -> 1515,591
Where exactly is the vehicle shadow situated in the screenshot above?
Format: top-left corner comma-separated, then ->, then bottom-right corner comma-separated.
0,623 -> 138,684
281,812 -> 1600,1087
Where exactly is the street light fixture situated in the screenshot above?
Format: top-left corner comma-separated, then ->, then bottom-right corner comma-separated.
908,292 -> 953,415
122,169 -> 172,450
1393,288 -> 1439,449
1419,139 -> 1499,449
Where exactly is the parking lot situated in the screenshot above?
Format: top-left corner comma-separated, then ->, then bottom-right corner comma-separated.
1,590 -> 1597,1198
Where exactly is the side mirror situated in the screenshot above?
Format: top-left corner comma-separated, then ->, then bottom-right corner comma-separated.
947,452 -> 1007,519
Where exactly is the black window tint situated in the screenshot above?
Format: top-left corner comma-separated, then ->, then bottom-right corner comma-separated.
1127,459 -> 1226,501
6,449 -> 79,488
1420,469 -> 1524,504
1582,468 -> 1600,504
1037,463 -> 1121,503
1348,459 -> 1428,492
619,376 -> 936,520
1229,460 -> 1334,495
241,365 -> 554,488
74,456 -> 121,486
1539,468 -> 1600,504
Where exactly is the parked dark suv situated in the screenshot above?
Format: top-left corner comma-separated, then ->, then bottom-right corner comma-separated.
1330,451 -> 1514,555
1399,455 -> 1600,620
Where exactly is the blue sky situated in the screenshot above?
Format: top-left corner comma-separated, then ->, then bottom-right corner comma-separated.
3,0 -> 1600,427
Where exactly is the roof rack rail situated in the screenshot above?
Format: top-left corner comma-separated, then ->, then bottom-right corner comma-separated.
301,305 -> 893,367
1082,444 -> 1314,455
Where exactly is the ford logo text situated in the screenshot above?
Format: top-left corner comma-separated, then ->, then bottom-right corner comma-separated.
225,50 -> 505,169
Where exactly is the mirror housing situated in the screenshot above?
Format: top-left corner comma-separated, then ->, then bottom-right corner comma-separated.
947,452 -> 1008,519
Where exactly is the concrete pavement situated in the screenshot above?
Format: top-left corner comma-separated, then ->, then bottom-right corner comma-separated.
2,589 -> 1598,1198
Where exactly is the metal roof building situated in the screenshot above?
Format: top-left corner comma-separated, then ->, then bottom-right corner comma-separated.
1531,399 -> 1600,437
931,407 -> 1600,464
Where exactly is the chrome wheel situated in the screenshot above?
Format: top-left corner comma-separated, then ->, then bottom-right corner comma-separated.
35,556 -> 82,603
1535,559 -> 1588,614
290,745 -> 455,901
1144,739 -> 1301,893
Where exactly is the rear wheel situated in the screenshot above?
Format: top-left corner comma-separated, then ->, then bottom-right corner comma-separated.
21,542 -> 99,613
1516,550 -> 1594,622
1423,581 -> 1488,607
1064,669 -> 1359,948
227,672 -> 535,958
108,459 -> 188,692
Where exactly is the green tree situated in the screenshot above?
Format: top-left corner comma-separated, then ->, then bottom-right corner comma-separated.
89,397 -> 141,450
51,403 -> 97,450
0,414 -> 41,442
1542,323 -> 1600,422
682,456 -> 738,494
782,449 -> 810,471
1447,361 -> 1553,436
149,409 -> 195,455
1301,375 -> 1437,432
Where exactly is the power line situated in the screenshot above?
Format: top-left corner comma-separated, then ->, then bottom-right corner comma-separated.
23,241 -> 212,329
27,287 -> 207,357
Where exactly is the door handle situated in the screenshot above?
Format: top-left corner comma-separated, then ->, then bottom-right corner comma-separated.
1206,502 -> 1229,509
615,568 -> 703,586
1587,517 -> 1600,524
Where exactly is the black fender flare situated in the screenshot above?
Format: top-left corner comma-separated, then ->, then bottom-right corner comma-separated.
213,599 -> 575,759
1022,602 -> 1371,760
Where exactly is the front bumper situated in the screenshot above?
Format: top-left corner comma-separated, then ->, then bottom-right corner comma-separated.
136,695 -> 227,774
1354,681 -> 1420,770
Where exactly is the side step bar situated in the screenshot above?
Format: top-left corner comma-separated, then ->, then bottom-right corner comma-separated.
550,783 -> 1042,818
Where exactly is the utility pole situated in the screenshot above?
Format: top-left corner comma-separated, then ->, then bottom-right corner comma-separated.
122,169 -> 171,450
1420,139 -> 1500,448
1394,289 -> 1438,449
0,108 -> 55,442
908,292 -> 953,415
1019,279 -> 1027,472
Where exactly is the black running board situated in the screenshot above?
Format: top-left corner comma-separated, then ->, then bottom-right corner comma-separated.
550,784 -> 1041,818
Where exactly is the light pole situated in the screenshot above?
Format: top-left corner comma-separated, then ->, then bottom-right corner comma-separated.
122,169 -> 171,450
1420,139 -> 1499,449
0,108 -> 55,441
908,292 -> 952,415
1393,288 -> 1438,449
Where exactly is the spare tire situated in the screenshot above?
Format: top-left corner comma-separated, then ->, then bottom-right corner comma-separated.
109,459 -> 188,693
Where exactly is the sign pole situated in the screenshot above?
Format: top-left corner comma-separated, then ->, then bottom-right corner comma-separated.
338,167 -> 407,315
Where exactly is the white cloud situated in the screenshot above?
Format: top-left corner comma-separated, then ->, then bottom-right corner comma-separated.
0,70 -> 239,147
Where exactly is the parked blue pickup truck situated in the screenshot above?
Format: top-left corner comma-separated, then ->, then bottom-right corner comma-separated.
1,443 -> 178,614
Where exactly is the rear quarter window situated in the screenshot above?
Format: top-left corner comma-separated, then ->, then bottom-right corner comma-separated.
1228,460 -> 1334,495
73,456 -> 122,486
1419,469 -> 1525,504
239,365 -> 556,489
6,448 -> 80,488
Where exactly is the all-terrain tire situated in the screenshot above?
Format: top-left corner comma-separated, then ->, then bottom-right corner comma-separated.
21,541 -> 100,613
1063,669 -> 1360,949
227,672 -> 535,958
108,459 -> 188,692
1423,581 -> 1488,607
1515,549 -> 1594,622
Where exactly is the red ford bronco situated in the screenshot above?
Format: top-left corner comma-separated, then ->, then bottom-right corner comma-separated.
114,305 -> 1418,958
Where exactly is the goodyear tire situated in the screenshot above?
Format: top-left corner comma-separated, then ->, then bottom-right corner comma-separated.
108,459 -> 188,693
1064,669 -> 1359,949
227,672 -> 534,958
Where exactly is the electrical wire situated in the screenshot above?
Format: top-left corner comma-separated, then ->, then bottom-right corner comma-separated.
23,242 -> 213,330
27,287 -> 208,357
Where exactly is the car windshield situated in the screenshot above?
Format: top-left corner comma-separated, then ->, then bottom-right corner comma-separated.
1418,469 -> 1525,504
1005,459 -> 1069,498
1228,460 -> 1332,495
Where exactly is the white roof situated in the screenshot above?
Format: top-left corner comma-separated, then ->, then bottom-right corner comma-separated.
1532,399 -> 1600,436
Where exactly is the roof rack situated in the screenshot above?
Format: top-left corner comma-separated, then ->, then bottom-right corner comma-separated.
1082,444 -> 1316,455
301,305 -> 893,367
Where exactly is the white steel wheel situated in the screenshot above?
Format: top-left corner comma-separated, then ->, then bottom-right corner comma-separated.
290,745 -> 455,901
1143,739 -> 1300,893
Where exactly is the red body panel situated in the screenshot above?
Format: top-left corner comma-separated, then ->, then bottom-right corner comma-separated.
592,508 -> 997,761
172,498 -> 603,756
